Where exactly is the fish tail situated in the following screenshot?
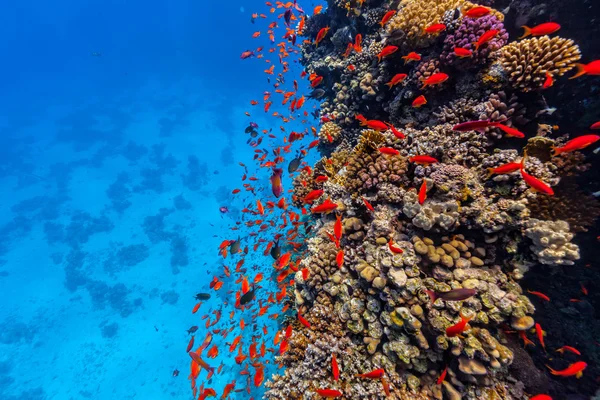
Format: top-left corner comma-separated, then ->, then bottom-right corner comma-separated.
519,26 -> 531,39
569,63 -> 587,79
486,168 -> 494,179
424,289 -> 437,304
552,146 -> 562,156
386,82 -> 393,89
545,364 -> 558,375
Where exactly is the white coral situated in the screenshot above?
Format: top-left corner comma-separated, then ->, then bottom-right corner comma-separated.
524,219 -> 580,266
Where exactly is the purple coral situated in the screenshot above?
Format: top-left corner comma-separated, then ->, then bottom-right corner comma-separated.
440,15 -> 508,67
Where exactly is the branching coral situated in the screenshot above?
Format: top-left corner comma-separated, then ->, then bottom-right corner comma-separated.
495,36 -> 581,92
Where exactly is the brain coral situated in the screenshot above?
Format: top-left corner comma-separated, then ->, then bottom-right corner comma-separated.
495,36 -> 581,92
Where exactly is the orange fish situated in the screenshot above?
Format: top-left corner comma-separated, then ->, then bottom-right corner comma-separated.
361,196 -> 375,211
493,123 -> 525,138
192,302 -> 201,314
252,31 -> 261,38
556,346 -> 581,356
527,290 -> 550,301
412,95 -> 427,108
298,313 -> 311,328
535,323 -> 546,351
570,60 -> 600,79
343,42 -> 353,58
520,22 -> 561,38
311,198 -> 338,214
377,45 -> 398,62
334,214 -> 343,240
313,5 -> 323,15
315,27 -> 330,47
546,361 -> 587,378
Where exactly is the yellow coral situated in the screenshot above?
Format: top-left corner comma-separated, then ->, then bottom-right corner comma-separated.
387,0 -> 465,47
318,122 -> 343,144
497,36 -> 581,92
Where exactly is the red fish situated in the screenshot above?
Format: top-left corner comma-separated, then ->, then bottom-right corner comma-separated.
315,27 -> 330,47
336,249 -> 344,268
546,361 -> 587,378
332,354 -> 340,381
424,23 -> 446,34
590,121 -> 600,129
493,123 -> 525,138
454,47 -> 473,58
388,124 -> 405,139
535,323 -> 546,351
334,214 -> 343,240
462,6 -> 490,18
386,73 -> 407,88
553,135 -> 600,155
570,60 -> 600,79
527,290 -> 550,302
437,365 -> 448,384
520,22 -> 561,38
361,197 -> 375,211
412,95 -> 427,108
313,5 -> 323,15
240,50 -> 255,59
377,45 -> 398,62
530,396 -> 552,400
316,389 -> 342,398
187,336 -> 195,353
418,181 -> 427,204
409,155 -> 438,165
446,312 -> 472,337
487,162 -> 521,176
379,147 -> 400,156
520,165 -> 554,195
356,368 -> 385,379
402,51 -> 421,63
312,198 -> 338,214
452,119 -> 502,132
365,119 -> 389,131
421,72 -> 449,89
543,72 -> 554,89
298,313 -> 311,328
354,34 -> 362,52
388,238 -> 403,254
380,10 -> 396,27
474,29 -> 499,50
311,76 -> 324,87
304,189 -> 324,203
556,346 -> 581,356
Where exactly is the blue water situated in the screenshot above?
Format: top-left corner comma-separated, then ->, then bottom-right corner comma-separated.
0,1 -> 319,399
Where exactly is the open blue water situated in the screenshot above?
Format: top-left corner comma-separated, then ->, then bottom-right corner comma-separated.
0,1 -> 318,399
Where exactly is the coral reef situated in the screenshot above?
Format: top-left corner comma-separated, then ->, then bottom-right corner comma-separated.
262,0 -> 599,398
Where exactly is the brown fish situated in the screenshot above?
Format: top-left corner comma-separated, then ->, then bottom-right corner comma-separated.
424,288 -> 477,303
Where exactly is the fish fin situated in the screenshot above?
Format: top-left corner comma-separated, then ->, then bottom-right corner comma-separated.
519,26 -> 531,39
424,289 -> 437,304
576,371 -> 583,379
486,168 -> 494,179
545,364 -> 558,375
569,63 -> 587,79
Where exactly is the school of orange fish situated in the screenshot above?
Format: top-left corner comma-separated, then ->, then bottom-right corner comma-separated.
185,1 -> 600,399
